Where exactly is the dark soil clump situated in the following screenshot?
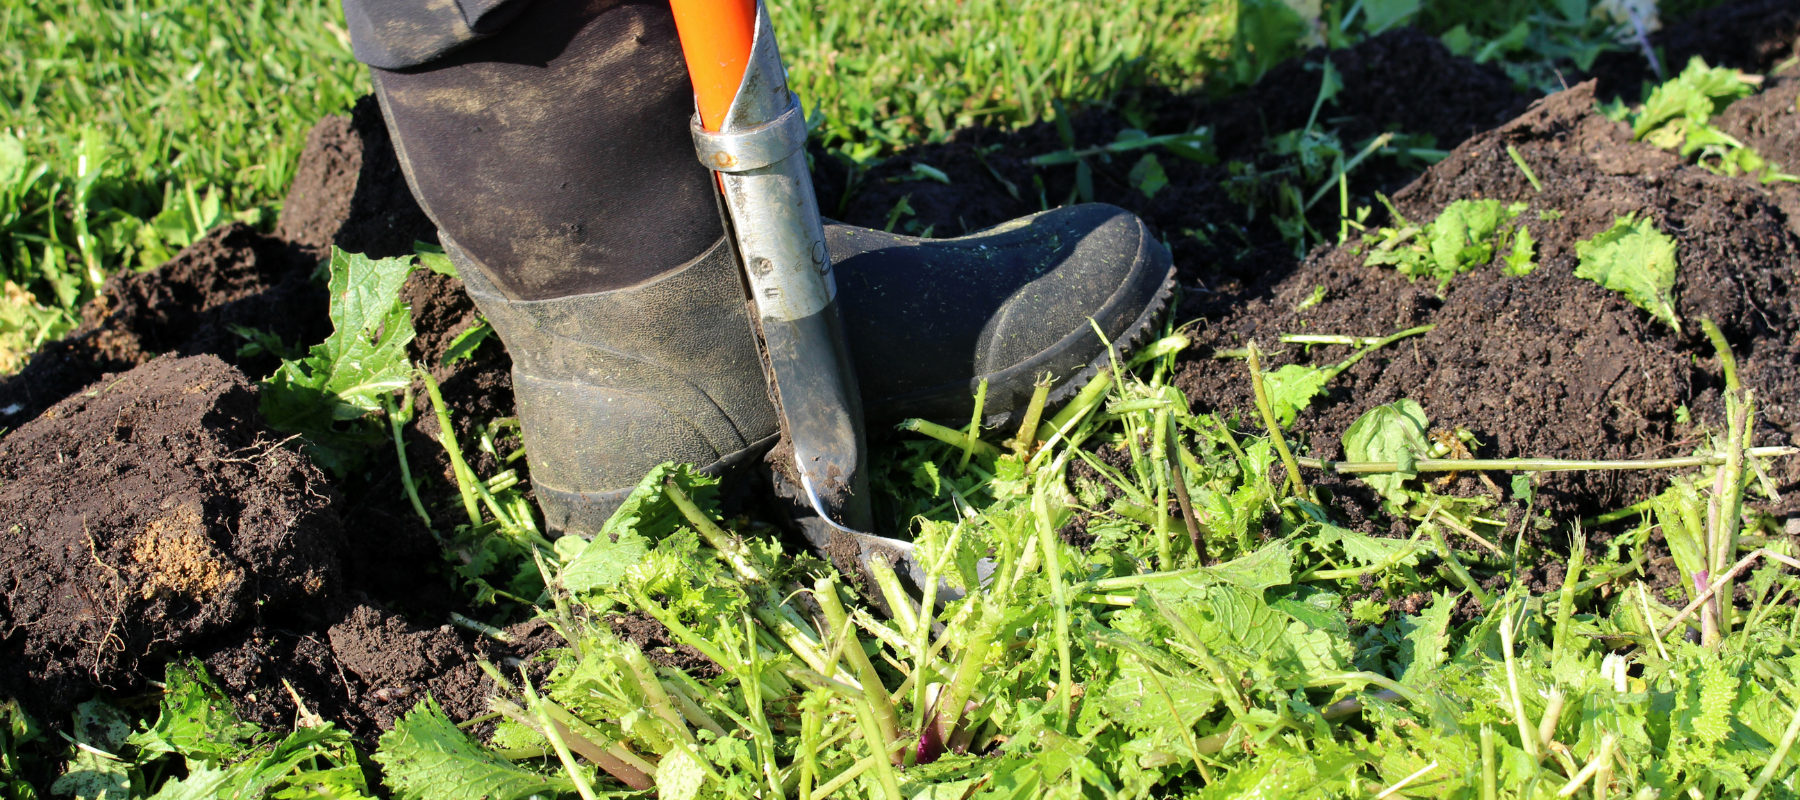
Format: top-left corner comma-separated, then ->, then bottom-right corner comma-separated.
1173,80 -> 1800,519
0,355 -> 344,723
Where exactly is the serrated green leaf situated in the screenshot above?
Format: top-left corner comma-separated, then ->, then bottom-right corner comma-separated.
1098,655 -> 1217,735
1314,523 -> 1418,567
51,750 -> 127,800
374,696 -> 570,800
1574,214 -> 1680,332
561,463 -> 725,596
1264,364 -> 1330,428
144,764 -> 233,800
1634,57 -> 1753,139
1189,541 -> 1293,593
1503,223 -> 1537,276
1364,199 -> 1526,288
1399,592 -> 1456,686
260,247 -> 417,475
1341,399 -> 1431,507
127,660 -> 260,765
657,748 -> 708,800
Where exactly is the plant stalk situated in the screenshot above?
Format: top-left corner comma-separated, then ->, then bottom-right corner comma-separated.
814,576 -> 902,763
1297,447 -> 1796,474
1501,608 -> 1541,762
420,369 -> 482,526
960,378 -> 988,470
1247,342 -> 1307,497
1744,695 -> 1800,800
1033,482 -> 1075,729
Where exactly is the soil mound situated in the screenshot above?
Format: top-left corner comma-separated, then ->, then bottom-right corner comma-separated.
1173,81 -> 1800,519
0,355 -> 344,722
0,96 -> 439,430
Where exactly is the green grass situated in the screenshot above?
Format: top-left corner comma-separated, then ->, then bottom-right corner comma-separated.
0,0 -> 367,370
770,0 -> 1238,160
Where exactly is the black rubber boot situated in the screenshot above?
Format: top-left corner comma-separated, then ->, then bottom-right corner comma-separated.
356,0 -> 1174,536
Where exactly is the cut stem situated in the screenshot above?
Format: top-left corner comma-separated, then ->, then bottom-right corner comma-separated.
1247,342 -> 1307,497
899,418 -> 1002,458
960,378 -> 988,470
1033,482 -> 1075,729
1507,144 -> 1544,193
421,369 -> 482,527
814,576 -> 902,764
1010,375 -> 1052,457
1297,447 -> 1796,474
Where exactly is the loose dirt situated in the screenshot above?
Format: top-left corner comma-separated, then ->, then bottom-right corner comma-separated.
0,355 -> 343,722
1174,80 -> 1800,525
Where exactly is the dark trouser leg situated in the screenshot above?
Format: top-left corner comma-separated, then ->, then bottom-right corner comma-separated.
370,0 -> 779,535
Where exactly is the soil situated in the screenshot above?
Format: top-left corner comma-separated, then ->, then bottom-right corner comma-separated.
1174,79 -> 1800,524
0,356 -> 343,720
1587,0 -> 1800,100
3,0 -> 1799,746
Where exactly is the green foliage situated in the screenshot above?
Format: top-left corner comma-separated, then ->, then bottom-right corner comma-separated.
127,662 -> 259,766
1341,399 -> 1432,507
375,697 -> 570,800
1261,324 -> 1433,427
1418,0 -> 1631,93
1574,213 -> 1681,332
1363,198 -> 1535,288
1634,57 -> 1754,141
558,463 -> 721,596
28,661 -> 379,800
771,0 -> 1236,160
1622,56 -> 1794,183
259,248 -> 417,475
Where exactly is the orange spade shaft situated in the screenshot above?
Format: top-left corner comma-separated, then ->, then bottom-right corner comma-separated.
669,0 -> 758,133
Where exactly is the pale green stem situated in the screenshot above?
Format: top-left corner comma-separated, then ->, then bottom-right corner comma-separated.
1247,342 -> 1306,497
1744,696 -> 1800,800
380,390 -> 432,530
1296,447 -> 1796,474
1011,375 -> 1051,457
1033,482 -> 1074,728
420,370 -> 481,526
814,576 -> 901,763
960,378 -> 988,470
899,418 -> 1002,458
665,477 -> 764,583
1501,609 -> 1541,762
523,677 -> 600,800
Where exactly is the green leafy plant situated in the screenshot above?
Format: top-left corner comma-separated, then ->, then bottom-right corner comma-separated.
258,248 -> 417,475
38,660 -> 376,800
1621,56 -> 1796,183
1574,212 -> 1680,332
1363,198 -> 1537,288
